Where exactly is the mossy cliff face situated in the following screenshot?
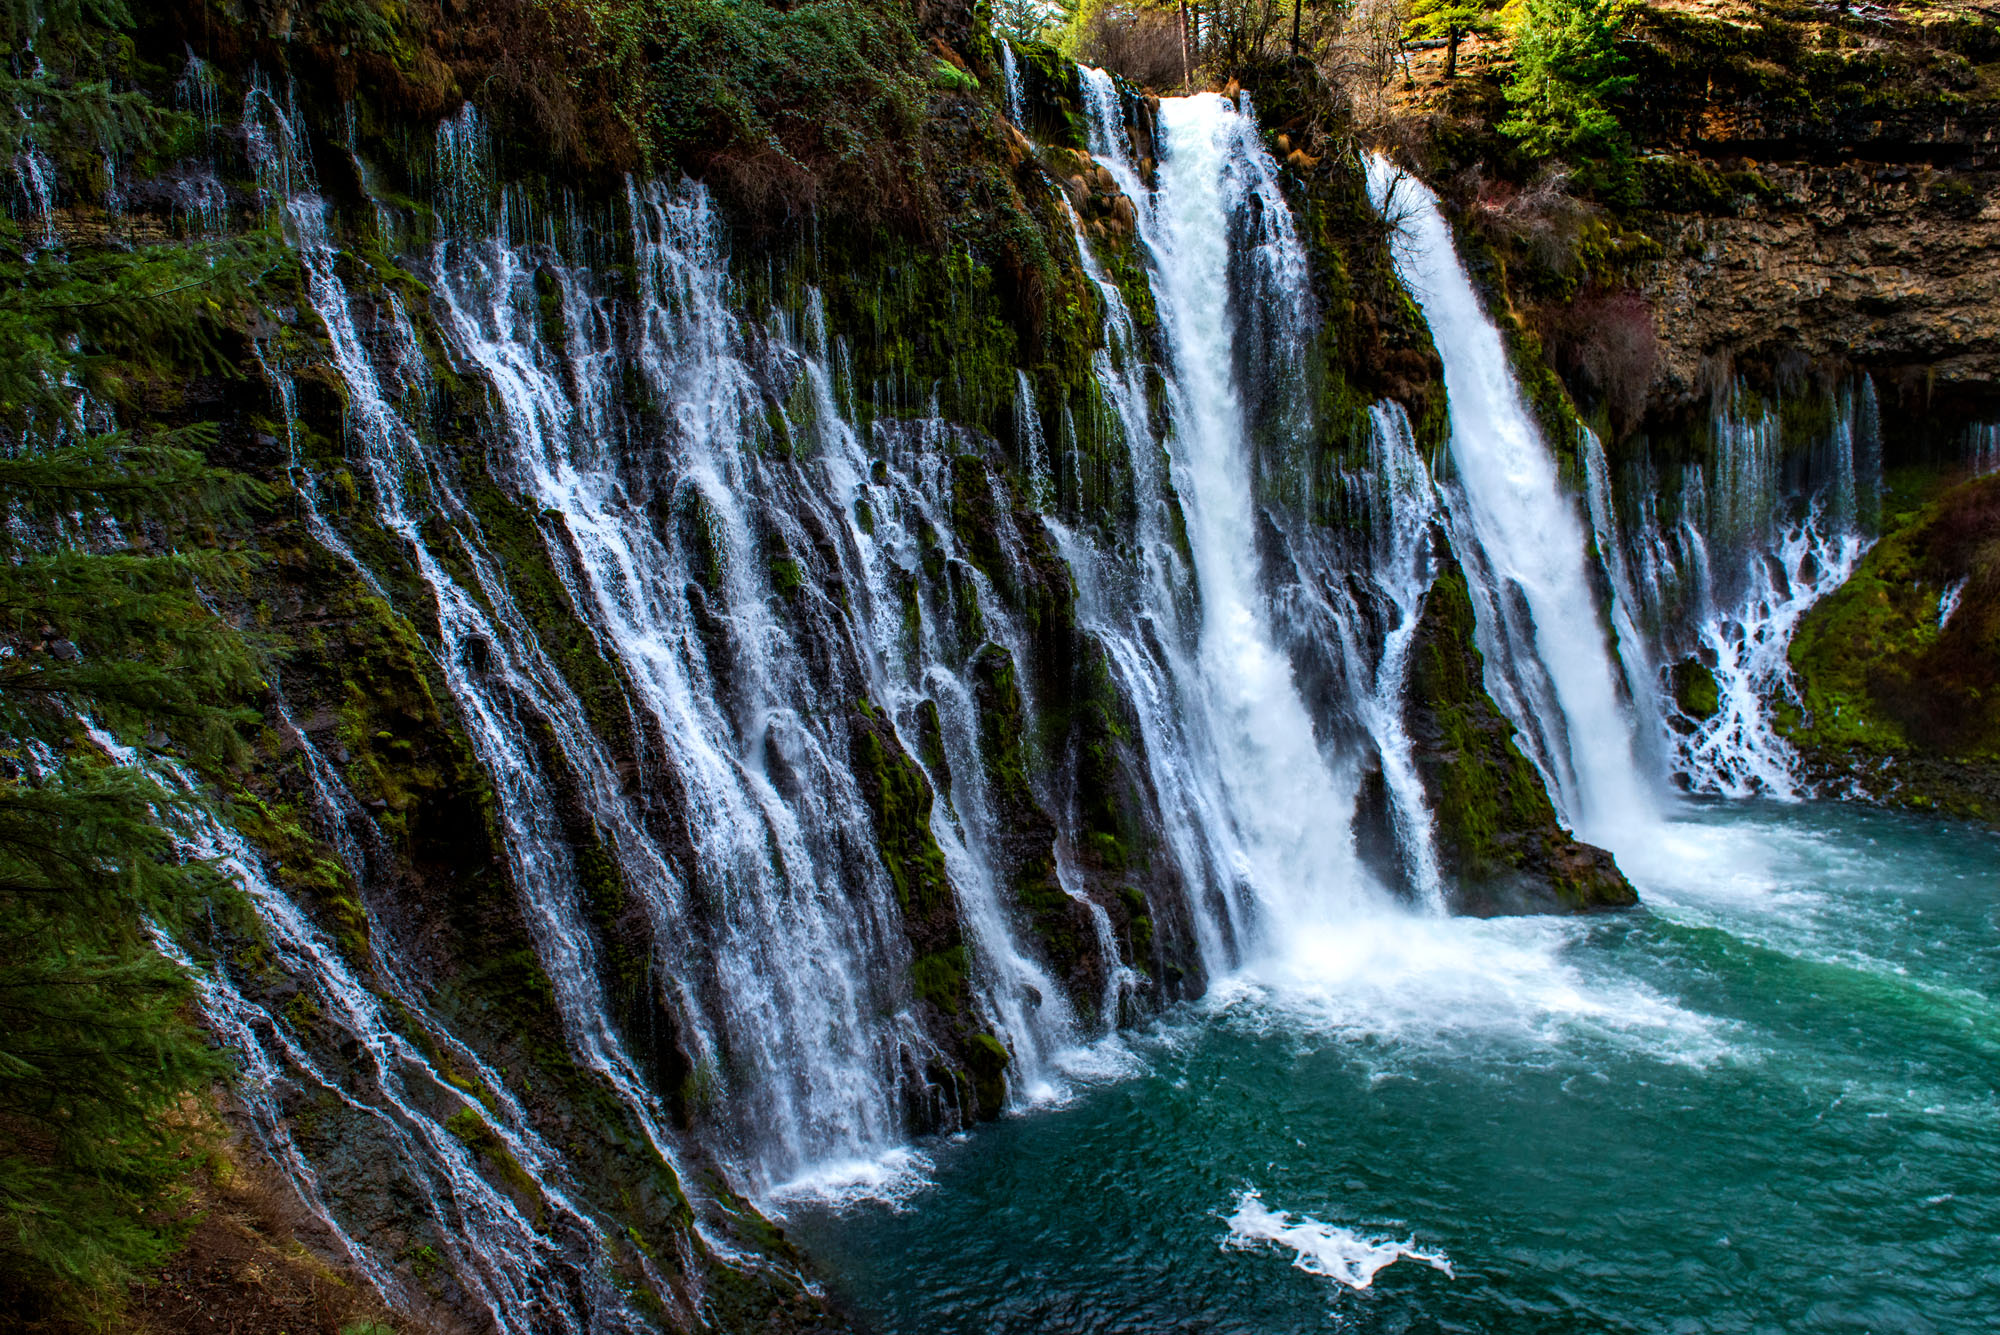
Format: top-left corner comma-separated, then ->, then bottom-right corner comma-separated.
27,0 -> 1678,1327
1404,557 -> 1637,915
1786,470 -> 2000,821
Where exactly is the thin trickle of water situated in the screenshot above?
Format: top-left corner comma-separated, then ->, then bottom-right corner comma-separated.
170,53 -> 228,236
1581,426 -> 1670,777
1354,405 -> 1446,912
1939,577 -> 1968,627
1968,422 -> 1999,475
436,102 -> 493,239
13,51 -> 60,257
1365,154 -> 1656,856
1000,41 -> 1025,126
1604,385 -> 1876,797
1013,368 -> 1051,506
1674,509 -> 1863,796
104,724 -> 633,1335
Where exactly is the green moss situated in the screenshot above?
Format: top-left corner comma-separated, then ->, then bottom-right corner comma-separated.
1407,561 -> 1635,910
1670,658 -> 1721,721
916,697 -> 952,801
445,1107 -> 547,1223
767,554 -> 805,597
911,946 -> 970,1014
965,1031 -> 1011,1118
971,643 -> 1032,806
848,705 -> 952,913
1786,473 -> 2000,820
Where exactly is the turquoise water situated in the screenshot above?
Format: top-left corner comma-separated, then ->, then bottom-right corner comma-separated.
790,803 -> 2000,1333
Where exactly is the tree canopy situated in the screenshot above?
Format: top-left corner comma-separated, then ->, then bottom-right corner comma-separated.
1498,0 -> 1635,165
1408,0 -> 1506,80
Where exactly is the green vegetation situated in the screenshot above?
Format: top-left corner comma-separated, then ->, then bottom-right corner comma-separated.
545,0 -> 937,219
1786,473 -> 2000,819
0,2 -> 276,1320
1499,0 -> 1635,175
849,702 -> 953,915
1407,563 -> 1635,911
1410,0 -> 1506,81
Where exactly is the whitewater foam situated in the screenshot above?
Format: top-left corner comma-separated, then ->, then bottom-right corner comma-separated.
762,1148 -> 938,1216
1212,911 -> 1732,1069
1221,1189 -> 1453,1290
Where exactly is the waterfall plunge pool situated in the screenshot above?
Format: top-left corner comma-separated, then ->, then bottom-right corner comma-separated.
788,800 -> 2000,1333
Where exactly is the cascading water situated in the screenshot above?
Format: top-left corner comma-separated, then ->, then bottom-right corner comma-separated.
147,738 -> 633,1335
1606,383 -> 1879,797
1148,95 -> 1380,948
429,175 -> 956,1193
1345,405 -> 1447,911
1968,421 -> 1998,475
1365,154 -> 1657,853
1579,426 -> 1670,778
999,41 -> 1025,126
246,77 -> 696,1229
1064,86 -> 1408,970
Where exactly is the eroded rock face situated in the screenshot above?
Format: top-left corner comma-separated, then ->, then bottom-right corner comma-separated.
1635,163 -> 2000,413
1620,3 -> 2000,416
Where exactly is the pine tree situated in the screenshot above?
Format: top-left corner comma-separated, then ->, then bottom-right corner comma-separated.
1406,0 -> 1504,80
0,0 -> 275,1322
1497,0 -> 1634,164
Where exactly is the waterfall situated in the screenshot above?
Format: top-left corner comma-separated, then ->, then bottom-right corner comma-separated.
999,41 -> 1025,126
1365,154 -> 1657,854
1351,405 -> 1447,911
1969,422 -> 1999,475
1014,367 -> 1051,505
1579,426 -> 1671,780
1079,66 -> 1134,167
167,63 -> 1708,1316
428,180 -> 972,1192
1604,384 -> 1877,797
1148,95 -> 1373,949
98,726 -> 636,1335
1069,89 -> 1393,968
247,77 -> 693,1200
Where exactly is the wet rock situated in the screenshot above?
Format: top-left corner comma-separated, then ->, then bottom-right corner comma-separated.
1403,556 -> 1639,915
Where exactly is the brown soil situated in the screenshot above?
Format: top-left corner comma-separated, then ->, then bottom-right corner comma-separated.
121,1107 -> 449,1335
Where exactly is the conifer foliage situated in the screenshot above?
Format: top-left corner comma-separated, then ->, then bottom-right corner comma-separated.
1,0 -> 272,1322
1498,0 -> 1635,167
1407,0 -> 1505,81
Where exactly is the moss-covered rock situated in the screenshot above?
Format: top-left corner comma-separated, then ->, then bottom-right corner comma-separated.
1785,471 -> 2000,821
848,698 -> 954,918
968,642 -> 1103,1011
1670,656 -> 1722,724
1404,553 -> 1638,914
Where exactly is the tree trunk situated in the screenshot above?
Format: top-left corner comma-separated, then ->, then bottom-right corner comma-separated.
1180,0 -> 1193,89
1445,25 -> 1461,80
1291,0 -> 1303,57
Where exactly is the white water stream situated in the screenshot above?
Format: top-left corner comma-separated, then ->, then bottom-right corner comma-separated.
1365,154 -> 1659,855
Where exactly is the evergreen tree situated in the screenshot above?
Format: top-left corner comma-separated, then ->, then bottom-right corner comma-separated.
1407,0 -> 1503,80
0,0 -> 274,1322
1497,0 -> 1634,164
